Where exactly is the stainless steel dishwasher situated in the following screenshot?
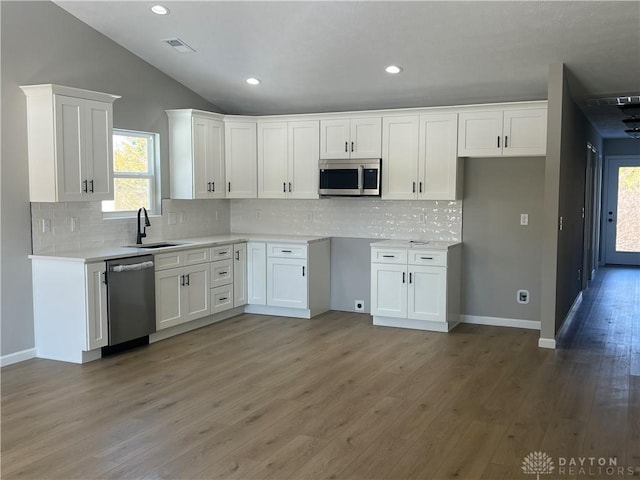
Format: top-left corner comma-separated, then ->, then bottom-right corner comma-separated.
105,255 -> 156,351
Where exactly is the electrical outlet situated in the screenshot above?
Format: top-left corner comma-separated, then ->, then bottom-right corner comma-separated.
517,289 -> 530,304
178,212 -> 186,224
520,213 -> 529,226
40,218 -> 51,233
354,300 -> 365,312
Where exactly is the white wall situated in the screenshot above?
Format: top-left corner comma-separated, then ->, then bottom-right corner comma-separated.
1,1 -> 221,358
231,198 -> 462,241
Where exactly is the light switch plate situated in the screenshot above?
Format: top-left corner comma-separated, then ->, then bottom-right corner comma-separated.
520,213 -> 529,226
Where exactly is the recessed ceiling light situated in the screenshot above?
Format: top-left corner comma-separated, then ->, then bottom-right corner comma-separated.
151,5 -> 169,15
385,65 -> 403,74
246,78 -> 261,85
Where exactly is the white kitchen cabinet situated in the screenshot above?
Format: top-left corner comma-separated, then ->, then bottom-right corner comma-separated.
267,257 -> 308,309
246,239 -> 330,318
225,120 -> 257,198
320,117 -> 381,159
21,84 -> 119,202
155,248 -> 210,330
370,241 -> 462,332
166,109 -> 225,199
31,258 -> 108,363
247,242 -> 267,305
257,120 -> 319,199
233,243 -> 248,307
382,113 -> 461,200
458,106 -> 547,157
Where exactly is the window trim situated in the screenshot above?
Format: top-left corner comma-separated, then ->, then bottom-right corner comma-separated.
102,128 -> 161,219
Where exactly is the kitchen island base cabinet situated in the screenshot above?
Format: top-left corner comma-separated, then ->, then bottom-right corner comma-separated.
370,242 -> 461,332
245,239 -> 330,319
31,258 -> 108,364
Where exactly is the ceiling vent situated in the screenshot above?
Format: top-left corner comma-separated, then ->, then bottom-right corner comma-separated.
163,38 -> 195,54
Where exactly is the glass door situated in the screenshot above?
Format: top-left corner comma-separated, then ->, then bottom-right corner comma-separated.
604,156 -> 640,266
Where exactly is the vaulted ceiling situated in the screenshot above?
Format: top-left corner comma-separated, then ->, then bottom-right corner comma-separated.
56,1 -> 640,138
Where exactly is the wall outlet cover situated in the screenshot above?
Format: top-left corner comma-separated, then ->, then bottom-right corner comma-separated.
517,289 -> 530,304
355,300 -> 365,312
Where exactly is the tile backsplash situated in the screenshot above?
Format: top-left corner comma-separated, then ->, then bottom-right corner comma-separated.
230,198 -> 462,241
31,199 -> 231,255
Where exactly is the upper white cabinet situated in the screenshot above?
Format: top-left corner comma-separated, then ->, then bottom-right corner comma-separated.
257,120 -> 319,199
166,109 -> 225,199
225,120 -> 257,198
458,105 -> 547,157
382,113 -> 461,200
320,117 -> 382,159
21,84 -> 120,202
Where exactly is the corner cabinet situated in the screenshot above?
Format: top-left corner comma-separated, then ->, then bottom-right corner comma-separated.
320,117 -> 382,159
20,84 -> 120,202
370,242 -> 462,332
166,109 -> 226,199
458,105 -> 547,157
246,239 -> 331,318
257,120 -> 319,199
225,120 -> 257,198
31,258 -> 108,363
382,113 -> 461,200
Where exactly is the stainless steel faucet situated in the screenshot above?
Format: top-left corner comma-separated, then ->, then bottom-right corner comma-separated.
136,207 -> 150,245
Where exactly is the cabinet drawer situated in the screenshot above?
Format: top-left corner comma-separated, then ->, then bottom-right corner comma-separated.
409,250 -> 447,266
155,247 -> 210,271
211,284 -> 234,314
210,245 -> 233,260
210,258 -> 233,287
267,243 -> 308,259
371,248 -> 407,264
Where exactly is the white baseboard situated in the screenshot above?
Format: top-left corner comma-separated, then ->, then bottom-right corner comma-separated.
538,338 -> 556,349
461,315 -> 541,330
1,348 -> 36,367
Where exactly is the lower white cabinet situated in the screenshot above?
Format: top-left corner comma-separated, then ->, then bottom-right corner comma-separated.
246,239 -> 330,318
209,242 -> 247,314
233,243 -> 248,307
370,242 -> 462,332
31,258 -> 108,363
155,248 -> 210,330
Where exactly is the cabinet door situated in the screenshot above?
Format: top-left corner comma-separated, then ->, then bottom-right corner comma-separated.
288,121 -> 319,199
382,116 -> 420,200
83,100 -> 113,200
85,262 -> 108,350
207,119 -> 226,198
54,95 -> 85,202
233,243 -> 248,307
247,242 -> 267,305
457,110 -> 503,157
183,265 -> 210,322
225,121 -> 257,198
267,257 -> 308,309
350,117 -> 382,159
258,122 -> 288,198
419,113 -> 460,200
408,266 -> 447,322
503,108 -> 547,156
371,263 -> 407,318
193,116 -> 211,199
155,268 -> 184,330
320,119 -> 350,159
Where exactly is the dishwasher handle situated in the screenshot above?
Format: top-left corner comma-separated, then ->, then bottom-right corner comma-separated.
110,260 -> 154,273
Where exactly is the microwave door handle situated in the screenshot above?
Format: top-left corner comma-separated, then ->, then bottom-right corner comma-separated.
358,165 -> 364,194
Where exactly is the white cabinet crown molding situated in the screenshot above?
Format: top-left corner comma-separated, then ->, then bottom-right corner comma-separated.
20,84 -> 120,103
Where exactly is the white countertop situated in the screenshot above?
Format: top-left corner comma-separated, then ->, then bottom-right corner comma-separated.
29,234 -> 330,263
370,240 -> 461,250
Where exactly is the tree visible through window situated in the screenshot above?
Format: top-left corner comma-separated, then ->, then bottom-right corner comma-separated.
102,130 -> 160,216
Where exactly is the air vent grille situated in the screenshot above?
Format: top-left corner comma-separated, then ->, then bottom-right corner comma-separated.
163,38 -> 195,54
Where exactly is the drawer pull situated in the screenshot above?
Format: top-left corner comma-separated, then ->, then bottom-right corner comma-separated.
219,271 -> 227,275
281,250 -> 292,253
382,255 -> 396,258
409,272 -> 413,284
402,272 -> 406,283
235,251 -> 240,261
180,275 -> 185,286
219,297 -> 228,301
219,251 -> 228,255
420,256 -> 434,260
302,266 -> 305,277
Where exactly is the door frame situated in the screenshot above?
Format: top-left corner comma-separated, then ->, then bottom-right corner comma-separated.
602,154 -> 640,266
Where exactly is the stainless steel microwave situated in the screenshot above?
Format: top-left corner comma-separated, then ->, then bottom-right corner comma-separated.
319,158 -> 381,197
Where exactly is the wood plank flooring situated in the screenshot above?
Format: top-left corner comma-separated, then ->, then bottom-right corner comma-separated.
2,267 -> 639,479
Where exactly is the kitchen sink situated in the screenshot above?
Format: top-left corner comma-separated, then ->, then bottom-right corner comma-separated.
123,242 -> 188,249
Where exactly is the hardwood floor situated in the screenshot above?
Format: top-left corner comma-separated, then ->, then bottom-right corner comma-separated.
2,267 -> 639,479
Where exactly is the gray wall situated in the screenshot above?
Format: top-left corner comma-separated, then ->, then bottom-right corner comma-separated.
461,157 -> 544,321
1,1 -> 221,358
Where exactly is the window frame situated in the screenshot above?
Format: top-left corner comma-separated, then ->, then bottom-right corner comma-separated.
102,128 -> 161,219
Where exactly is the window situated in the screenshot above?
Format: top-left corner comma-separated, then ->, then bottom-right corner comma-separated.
102,129 -> 160,217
